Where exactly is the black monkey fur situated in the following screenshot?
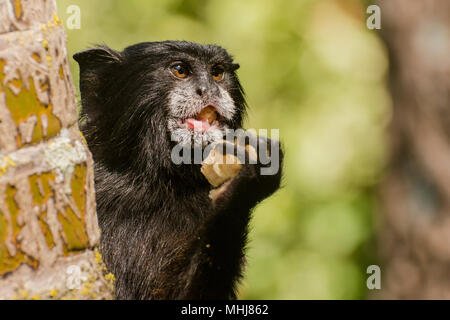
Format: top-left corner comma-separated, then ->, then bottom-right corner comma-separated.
73,41 -> 283,299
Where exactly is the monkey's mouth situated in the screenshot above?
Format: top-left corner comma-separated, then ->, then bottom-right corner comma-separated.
180,105 -> 223,133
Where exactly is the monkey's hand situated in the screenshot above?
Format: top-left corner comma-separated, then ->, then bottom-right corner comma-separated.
201,134 -> 283,207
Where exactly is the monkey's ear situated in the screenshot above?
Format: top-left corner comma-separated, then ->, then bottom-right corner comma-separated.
231,62 -> 240,71
73,46 -> 122,87
73,46 -> 122,121
73,46 -> 122,69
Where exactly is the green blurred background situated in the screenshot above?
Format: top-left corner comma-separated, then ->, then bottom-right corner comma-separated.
57,0 -> 391,299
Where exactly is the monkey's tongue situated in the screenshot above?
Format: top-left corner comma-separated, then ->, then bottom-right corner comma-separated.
185,106 -> 218,132
185,118 -> 211,132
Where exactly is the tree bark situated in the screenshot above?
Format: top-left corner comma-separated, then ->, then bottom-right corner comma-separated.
0,0 -> 113,299
377,0 -> 450,299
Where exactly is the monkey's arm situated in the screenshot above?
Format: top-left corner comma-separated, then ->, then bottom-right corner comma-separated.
178,137 -> 283,299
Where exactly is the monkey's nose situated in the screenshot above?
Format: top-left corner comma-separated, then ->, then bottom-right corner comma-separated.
196,86 -> 207,97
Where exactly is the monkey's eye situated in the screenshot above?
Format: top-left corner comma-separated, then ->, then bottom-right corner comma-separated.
171,64 -> 189,79
212,65 -> 225,81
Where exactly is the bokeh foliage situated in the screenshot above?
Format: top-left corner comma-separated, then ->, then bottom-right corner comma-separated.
57,0 -> 391,299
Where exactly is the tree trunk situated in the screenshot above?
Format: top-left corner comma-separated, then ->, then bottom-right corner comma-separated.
0,0 -> 113,299
377,0 -> 450,299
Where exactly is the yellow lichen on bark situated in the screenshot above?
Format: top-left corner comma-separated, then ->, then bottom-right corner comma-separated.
0,59 -> 62,147
29,171 -> 57,249
12,0 -> 23,20
0,185 -> 37,275
27,164 -> 91,256
59,165 -> 90,254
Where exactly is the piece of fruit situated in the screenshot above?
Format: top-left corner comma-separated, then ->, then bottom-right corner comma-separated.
201,141 -> 242,187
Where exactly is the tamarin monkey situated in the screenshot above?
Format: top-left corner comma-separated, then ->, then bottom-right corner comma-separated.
74,41 -> 283,299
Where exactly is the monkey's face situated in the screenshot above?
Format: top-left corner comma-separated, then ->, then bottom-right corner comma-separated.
119,41 -> 245,147
165,58 -> 241,147
127,41 -> 244,148
74,41 -> 246,169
